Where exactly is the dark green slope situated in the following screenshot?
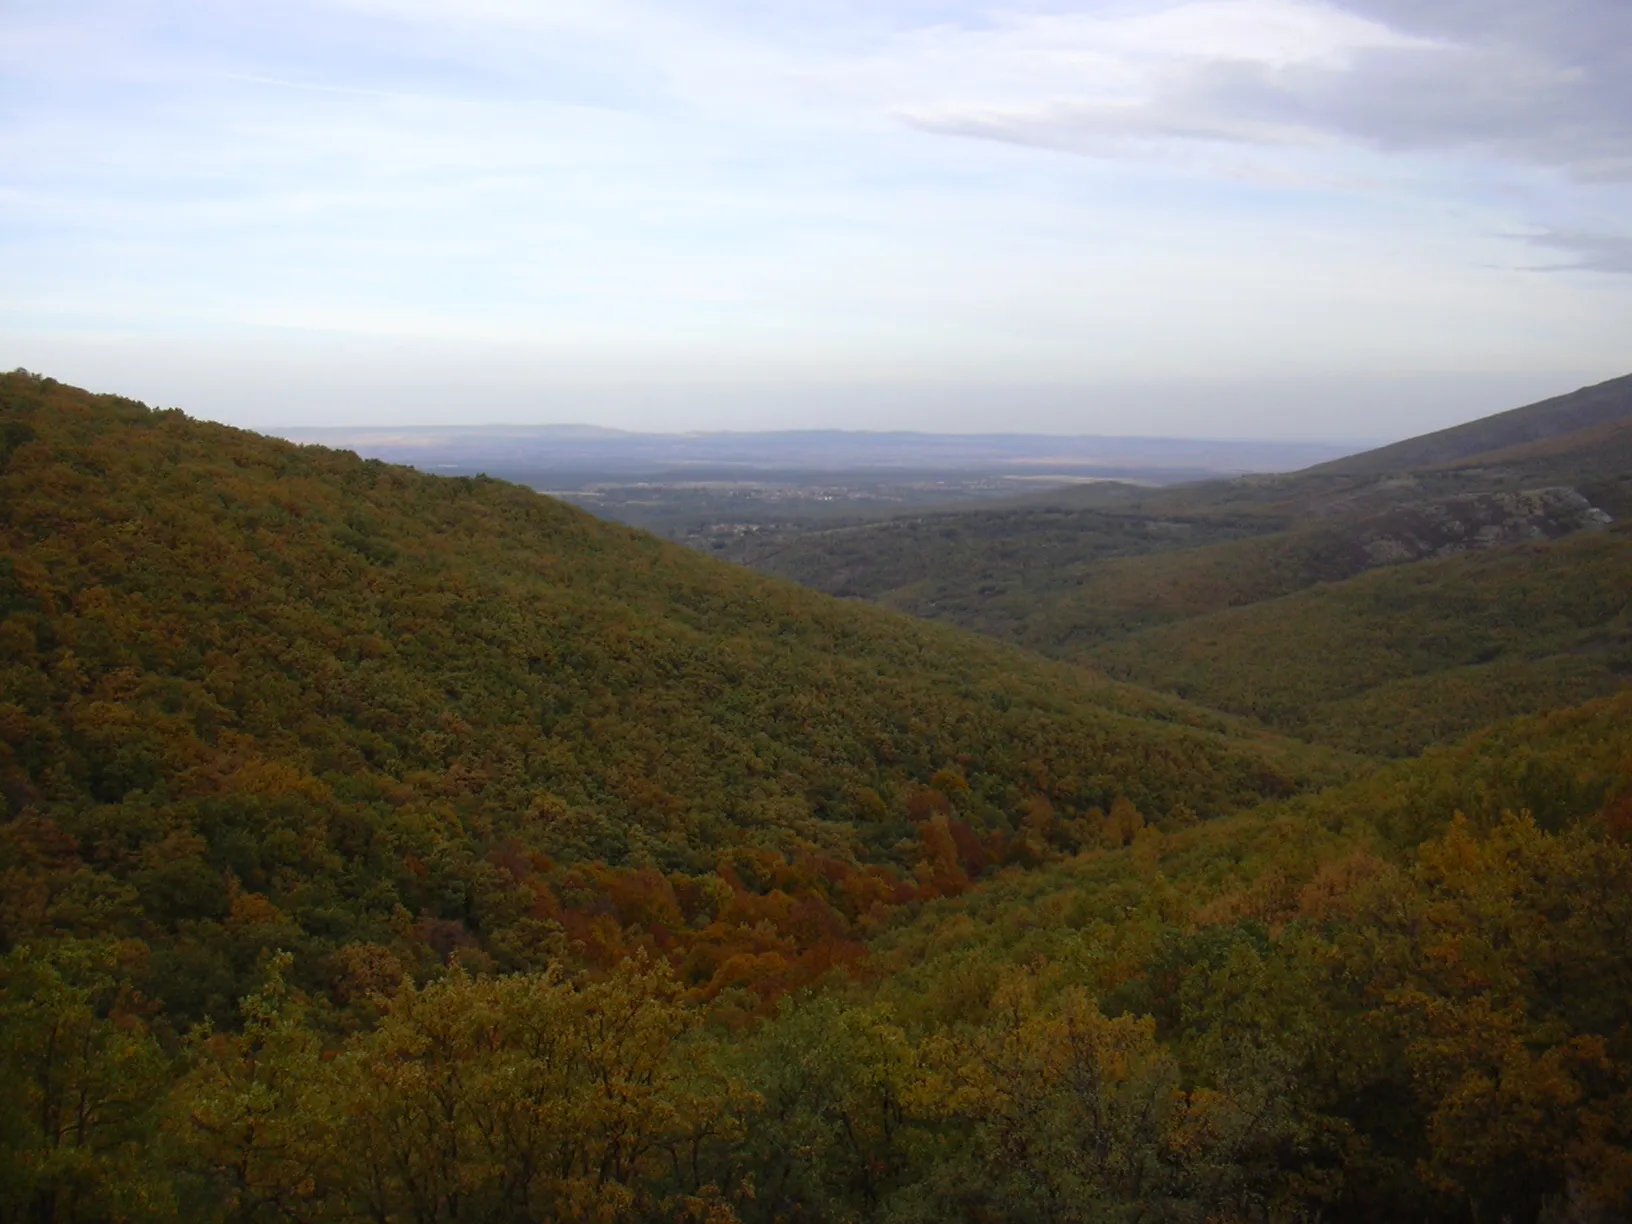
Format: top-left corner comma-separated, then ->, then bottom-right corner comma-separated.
0,371 -> 1336,881
722,501 -> 1280,640
1091,528 -> 1632,755
736,483 -> 1617,664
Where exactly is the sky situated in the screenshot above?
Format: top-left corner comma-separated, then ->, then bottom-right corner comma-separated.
1,0 -> 1630,439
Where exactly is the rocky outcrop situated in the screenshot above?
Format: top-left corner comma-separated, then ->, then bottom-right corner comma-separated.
1354,487 -> 1612,568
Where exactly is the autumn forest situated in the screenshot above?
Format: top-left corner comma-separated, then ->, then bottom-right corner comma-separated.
3,369 -> 1632,1224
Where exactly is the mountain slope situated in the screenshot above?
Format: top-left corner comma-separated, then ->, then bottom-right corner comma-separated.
1309,372 -> 1632,475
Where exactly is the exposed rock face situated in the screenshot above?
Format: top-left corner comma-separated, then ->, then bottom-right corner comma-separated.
1354,487 -> 1612,569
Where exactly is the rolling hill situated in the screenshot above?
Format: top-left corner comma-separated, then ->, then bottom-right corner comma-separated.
5,369 -> 1632,1224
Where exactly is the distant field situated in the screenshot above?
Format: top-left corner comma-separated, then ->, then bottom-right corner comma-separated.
269,422 -> 1357,479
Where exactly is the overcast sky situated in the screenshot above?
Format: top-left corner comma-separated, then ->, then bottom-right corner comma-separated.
2,0 -> 1629,438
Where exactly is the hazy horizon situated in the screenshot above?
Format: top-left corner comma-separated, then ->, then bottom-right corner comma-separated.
9,359 -> 1615,446
5,0 -> 1630,439
272,421 -> 1379,443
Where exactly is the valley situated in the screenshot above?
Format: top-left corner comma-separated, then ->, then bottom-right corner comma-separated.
2,370 -> 1630,1224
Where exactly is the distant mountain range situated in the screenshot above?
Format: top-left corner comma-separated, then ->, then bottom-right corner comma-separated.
270,423 -> 1361,481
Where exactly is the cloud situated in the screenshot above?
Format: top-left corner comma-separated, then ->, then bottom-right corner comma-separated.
1526,231 -> 1632,275
897,0 -> 1632,182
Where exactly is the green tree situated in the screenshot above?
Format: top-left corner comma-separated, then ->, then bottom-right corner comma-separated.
166,953 -> 332,1223
0,940 -> 173,1222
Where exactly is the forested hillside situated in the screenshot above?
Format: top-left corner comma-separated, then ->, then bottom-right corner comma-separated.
0,371 -> 1337,1015
4,371 -> 1632,1224
1092,529 -> 1632,754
